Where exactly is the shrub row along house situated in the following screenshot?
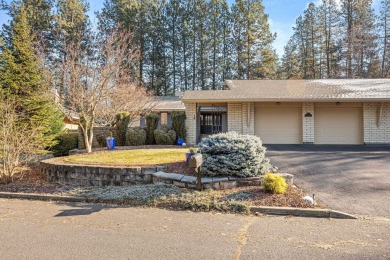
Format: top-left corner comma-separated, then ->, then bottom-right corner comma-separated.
182,79 -> 390,145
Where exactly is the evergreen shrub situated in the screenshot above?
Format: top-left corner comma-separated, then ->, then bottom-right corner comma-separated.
114,112 -> 131,146
198,132 -> 272,178
154,125 -> 176,145
262,173 -> 288,194
146,113 -> 159,144
171,111 -> 186,140
126,127 -> 147,146
52,132 -> 78,157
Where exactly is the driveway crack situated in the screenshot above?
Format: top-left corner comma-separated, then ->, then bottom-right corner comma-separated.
234,216 -> 255,260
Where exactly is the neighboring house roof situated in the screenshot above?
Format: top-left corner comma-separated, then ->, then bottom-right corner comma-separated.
182,79 -> 390,102
152,96 -> 186,112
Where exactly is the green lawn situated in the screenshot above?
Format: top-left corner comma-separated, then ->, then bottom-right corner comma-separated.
63,148 -> 187,166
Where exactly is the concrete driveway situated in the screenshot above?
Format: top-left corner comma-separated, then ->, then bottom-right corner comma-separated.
265,145 -> 390,218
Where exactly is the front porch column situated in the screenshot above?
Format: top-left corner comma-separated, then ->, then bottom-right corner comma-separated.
185,103 -> 197,145
227,103 -> 243,133
302,102 -> 314,144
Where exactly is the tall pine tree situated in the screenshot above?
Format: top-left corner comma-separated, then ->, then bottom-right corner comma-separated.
0,5 -> 63,147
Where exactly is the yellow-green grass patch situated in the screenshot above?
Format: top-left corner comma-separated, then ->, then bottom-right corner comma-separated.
63,148 -> 188,166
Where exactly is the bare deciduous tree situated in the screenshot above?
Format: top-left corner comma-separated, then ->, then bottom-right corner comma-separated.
58,29 -> 154,153
0,96 -> 44,184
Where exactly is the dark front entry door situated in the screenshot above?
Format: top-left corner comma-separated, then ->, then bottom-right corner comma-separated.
200,112 -> 225,135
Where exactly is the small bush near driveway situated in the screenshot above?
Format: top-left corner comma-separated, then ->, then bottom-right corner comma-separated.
262,173 -> 288,194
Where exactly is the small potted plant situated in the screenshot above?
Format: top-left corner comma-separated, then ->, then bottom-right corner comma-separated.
186,147 -> 199,164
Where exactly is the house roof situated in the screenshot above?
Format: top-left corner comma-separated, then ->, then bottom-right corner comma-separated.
182,79 -> 390,102
152,96 -> 186,111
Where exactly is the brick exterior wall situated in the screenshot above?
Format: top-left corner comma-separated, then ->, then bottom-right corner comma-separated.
302,102 -> 314,143
363,102 -> 390,144
227,103 -> 242,133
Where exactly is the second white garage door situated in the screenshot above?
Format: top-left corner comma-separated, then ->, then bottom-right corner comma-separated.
255,106 -> 302,144
314,107 -> 363,144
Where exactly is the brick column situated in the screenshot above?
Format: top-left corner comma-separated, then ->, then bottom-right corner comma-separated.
302,102 -> 314,144
185,103 -> 197,145
363,102 -> 390,144
227,103 -> 243,133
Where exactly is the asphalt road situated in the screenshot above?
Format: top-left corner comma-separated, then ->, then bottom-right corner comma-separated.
0,199 -> 389,260
266,145 -> 390,218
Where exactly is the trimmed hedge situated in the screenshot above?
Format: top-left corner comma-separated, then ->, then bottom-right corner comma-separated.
115,112 -> 131,146
154,125 -> 176,145
198,132 -> 272,178
171,111 -> 186,140
146,113 -> 159,144
126,127 -> 147,146
52,132 -> 78,157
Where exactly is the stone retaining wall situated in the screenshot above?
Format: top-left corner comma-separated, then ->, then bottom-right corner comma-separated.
41,159 -> 164,187
151,171 -> 293,190
41,159 -> 293,190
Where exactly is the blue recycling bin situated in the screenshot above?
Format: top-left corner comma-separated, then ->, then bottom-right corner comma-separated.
177,138 -> 185,146
106,137 -> 116,150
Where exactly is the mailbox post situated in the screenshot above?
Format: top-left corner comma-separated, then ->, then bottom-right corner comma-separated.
189,153 -> 203,191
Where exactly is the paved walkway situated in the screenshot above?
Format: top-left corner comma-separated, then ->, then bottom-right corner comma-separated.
0,199 -> 389,260
266,145 -> 390,218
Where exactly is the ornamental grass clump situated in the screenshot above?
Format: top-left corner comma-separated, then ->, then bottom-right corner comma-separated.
262,173 -> 288,194
198,132 -> 272,178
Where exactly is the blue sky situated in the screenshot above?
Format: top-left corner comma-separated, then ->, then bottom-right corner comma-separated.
0,0 -> 381,56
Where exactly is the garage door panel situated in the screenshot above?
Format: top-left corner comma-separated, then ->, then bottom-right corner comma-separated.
255,107 -> 302,144
315,107 -> 362,144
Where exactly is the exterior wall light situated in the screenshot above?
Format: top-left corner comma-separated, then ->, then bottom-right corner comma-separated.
304,112 -> 313,117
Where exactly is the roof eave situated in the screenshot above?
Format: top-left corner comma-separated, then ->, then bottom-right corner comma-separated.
182,98 -> 390,103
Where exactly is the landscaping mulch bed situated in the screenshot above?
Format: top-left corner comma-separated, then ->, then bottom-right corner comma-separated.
0,166 -> 63,194
218,186 -> 313,208
0,166 -> 314,213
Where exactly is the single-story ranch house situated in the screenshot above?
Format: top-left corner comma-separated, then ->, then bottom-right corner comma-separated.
182,79 -> 390,145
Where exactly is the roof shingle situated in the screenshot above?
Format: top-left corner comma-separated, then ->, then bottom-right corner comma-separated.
182,79 -> 390,102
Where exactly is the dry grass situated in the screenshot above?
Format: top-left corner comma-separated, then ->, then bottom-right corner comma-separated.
63,148 -> 188,166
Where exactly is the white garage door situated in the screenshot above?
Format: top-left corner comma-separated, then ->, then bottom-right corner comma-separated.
315,107 -> 363,144
255,107 -> 302,144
